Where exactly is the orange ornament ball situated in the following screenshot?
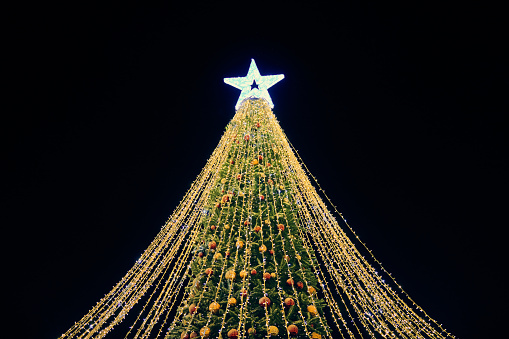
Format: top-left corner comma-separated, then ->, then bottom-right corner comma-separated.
278,224 -> 285,231
204,268 -> 213,276
286,278 -> 294,286
259,296 -> 271,308
297,281 -> 304,289
210,225 -> 216,230
244,134 -> 250,141
251,269 -> 257,275
189,332 -> 198,338
284,297 -> 295,307
308,286 -> 317,295
288,324 -> 298,335
227,329 -> 239,339
263,272 -> 271,280
248,327 -> 256,335
239,270 -> 248,278
239,288 -> 248,297
209,241 -> 217,249
189,303 -> 197,314
253,226 -> 261,233
181,332 -> 189,339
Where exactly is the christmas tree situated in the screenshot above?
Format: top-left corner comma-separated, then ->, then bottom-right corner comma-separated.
60,60 -> 454,339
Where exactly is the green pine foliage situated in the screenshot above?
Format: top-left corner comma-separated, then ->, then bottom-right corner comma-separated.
169,100 -> 330,339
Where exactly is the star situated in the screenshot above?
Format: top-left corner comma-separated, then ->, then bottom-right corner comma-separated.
224,59 -> 284,110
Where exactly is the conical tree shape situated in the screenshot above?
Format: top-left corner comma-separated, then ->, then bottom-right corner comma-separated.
60,99 -> 454,339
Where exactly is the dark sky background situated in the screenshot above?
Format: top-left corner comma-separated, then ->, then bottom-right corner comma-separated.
5,1 -> 507,338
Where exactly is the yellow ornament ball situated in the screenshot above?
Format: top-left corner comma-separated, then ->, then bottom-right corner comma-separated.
307,305 -> 318,316
296,254 -> 301,260
224,224 -> 230,229
267,326 -> 279,336
225,270 -> 236,280
259,244 -> 267,253
200,327 -> 211,338
228,297 -> 237,306
311,332 -> 322,339
308,286 -> 317,295
209,301 -> 220,313
251,159 -> 259,165
213,252 -> 222,260
279,185 -> 285,190
236,240 -> 244,248
270,272 -> 276,278
239,270 -> 248,278
264,219 -> 270,225
221,178 -> 227,184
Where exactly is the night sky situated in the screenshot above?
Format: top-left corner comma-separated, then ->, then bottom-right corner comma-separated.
5,2 -> 507,338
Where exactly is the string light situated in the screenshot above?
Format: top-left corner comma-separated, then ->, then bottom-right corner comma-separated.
60,99 -> 454,339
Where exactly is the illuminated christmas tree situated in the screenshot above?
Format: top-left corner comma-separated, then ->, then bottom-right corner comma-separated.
60,60 -> 454,339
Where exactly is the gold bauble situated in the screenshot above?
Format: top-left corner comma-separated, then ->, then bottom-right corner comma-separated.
296,255 -> 301,260
307,305 -> 318,316
239,270 -> 248,278
270,272 -> 276,278
224,224 -> 230,229
199,327 -> 211,338
225,270 -> 236,280
221,178 -> 227,184
209,301 -> 220,313
228,297 -> 237,306
213,253 -> 222,260
259,244 -> 267,253
236,240 -> 244,248
308,286 -> 317,295
311,332 -> 322,339
267,326 -> 279,335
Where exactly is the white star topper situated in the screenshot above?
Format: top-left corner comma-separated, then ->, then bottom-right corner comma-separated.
224,59 -> 284,110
